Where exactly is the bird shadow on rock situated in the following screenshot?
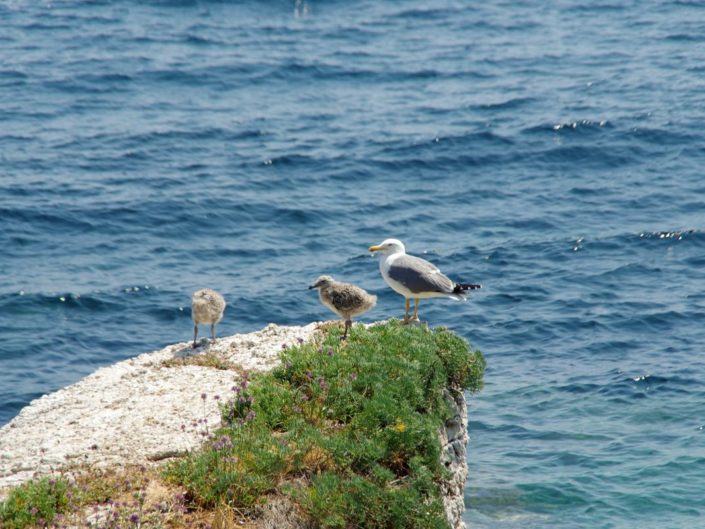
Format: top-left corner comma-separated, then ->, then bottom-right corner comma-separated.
171,340 -> 210,359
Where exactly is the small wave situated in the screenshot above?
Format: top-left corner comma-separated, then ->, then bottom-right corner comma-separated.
630,127 -> 700,145
522,119 -> 612,136
551,120 -> 611,133
368,131 -> 514,171
639,229 -> 698,241
665,33 -> 705,42
476,96 -> 537,112
183,34 -> 220,46
393,7 -> 465,20
0,290 -> 137,313
262,153 -> 316,167
561,371 -> 701,400
529,144 -> 644,169
0,206 -> 95,233
516,482 -> 590,509
42,75 -> 132,95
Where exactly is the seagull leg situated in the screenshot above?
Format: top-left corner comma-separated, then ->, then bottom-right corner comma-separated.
342,319 -> 351,340
412,298 -> 420,321
192,324 -> 199,348
403,299 -> 410,323
211,323 -> 216,343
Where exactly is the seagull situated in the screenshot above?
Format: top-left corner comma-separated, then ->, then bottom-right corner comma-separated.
191,288 -> 226,348
309,275 -> 377,339
368,239 -> 480,323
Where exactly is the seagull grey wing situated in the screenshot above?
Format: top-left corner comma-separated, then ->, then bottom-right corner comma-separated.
387,255 -> 455,294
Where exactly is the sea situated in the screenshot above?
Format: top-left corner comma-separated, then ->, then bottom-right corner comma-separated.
1,1 -> 704,527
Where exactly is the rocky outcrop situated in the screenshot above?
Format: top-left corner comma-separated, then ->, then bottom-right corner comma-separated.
0,323 -> 320,494
0,323 -> 471,528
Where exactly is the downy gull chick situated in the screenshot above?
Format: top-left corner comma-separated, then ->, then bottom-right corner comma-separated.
309,275 -> 377,339
191,288 -> 226,348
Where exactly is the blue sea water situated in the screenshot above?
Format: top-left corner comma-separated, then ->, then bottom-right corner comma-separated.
1,0 -> 704,527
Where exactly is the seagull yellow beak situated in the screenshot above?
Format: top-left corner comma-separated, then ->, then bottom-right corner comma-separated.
368,245 -> 383,252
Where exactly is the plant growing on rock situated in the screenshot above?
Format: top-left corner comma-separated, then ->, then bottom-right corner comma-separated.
165,320 -> 485,529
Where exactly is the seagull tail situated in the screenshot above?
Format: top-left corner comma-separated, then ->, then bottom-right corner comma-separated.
453,283 -> 482,294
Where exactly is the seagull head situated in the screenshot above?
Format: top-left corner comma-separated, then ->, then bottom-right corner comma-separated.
368,239 -> 405,255
309,275 -> 335,290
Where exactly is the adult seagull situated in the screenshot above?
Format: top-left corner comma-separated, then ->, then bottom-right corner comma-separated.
368,238 -> 480,323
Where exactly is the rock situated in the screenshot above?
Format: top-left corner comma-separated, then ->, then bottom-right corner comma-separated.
0,323 -> 320,495
0,322 -> 472,529
440,388 -> 469,529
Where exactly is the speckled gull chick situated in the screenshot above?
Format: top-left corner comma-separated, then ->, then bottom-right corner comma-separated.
308,275 -> 377,339
368,239 -> 481,323
191,288 -> 226,348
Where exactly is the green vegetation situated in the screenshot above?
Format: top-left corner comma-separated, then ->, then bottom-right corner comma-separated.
0,466 -> 160,529
0,477 -> 70,529
166,320 -> 485,529
0,320 -> 484,529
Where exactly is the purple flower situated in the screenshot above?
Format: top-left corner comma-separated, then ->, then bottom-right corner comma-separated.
327,349 -> 334,357
297,337 -> 304,344
129,512 -> 140,524
350,373 -> 358,381
305,371 -> 313,382
212,435 -> 233,451
214,395 -> 220,401
201,393 -> 207,400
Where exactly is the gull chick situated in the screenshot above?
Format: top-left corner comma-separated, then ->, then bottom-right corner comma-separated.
309,275 -> 377,339
368,238 -> 480,323
191,288 -> 226,348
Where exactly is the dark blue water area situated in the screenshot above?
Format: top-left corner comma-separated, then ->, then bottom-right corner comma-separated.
2,0 -> 705,527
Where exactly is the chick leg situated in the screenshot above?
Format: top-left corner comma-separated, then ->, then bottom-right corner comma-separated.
192,324 -> 199,348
